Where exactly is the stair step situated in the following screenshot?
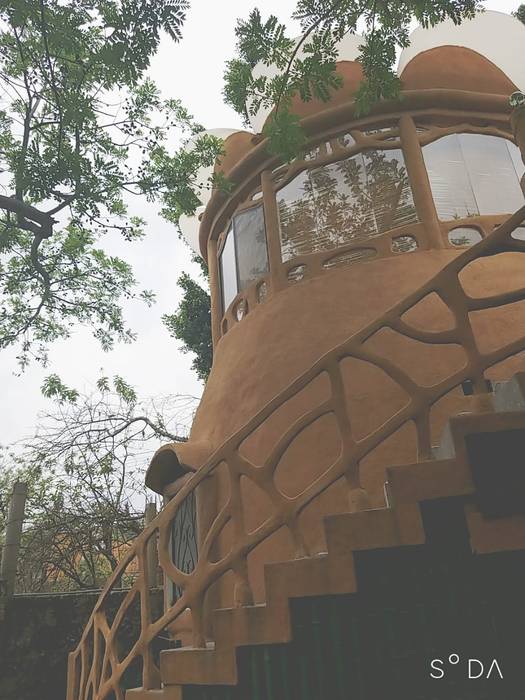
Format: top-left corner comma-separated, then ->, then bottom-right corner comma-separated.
386,458 -> 473,504
264,551 -> 355,608
126,689 -> 181,700
156,376 -> 525,694
213,601 -> 291,649
493,371 -> 525,412
161,643 -> 237,686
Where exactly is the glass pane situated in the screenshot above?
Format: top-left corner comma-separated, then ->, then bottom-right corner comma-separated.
459,134 -> 525,215
362,149 -> 418,233
219,226 -> 237,312
171,491 -> 197,602
423,135 -> 479,220
507,139 -> 525,191
391,235 -> 418,253
448,227 -> 483,247
277,170 -> 318,261
424,134 -> 525,221
277,148 -> 418,262
233,205 -> 269,291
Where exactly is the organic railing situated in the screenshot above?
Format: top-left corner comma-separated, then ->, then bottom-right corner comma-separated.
67,205 -> 525,700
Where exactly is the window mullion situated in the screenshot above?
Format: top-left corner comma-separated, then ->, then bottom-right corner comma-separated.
399,114 -> 443,249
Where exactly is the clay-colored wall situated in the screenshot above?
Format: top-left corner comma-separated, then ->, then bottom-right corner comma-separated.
188,247 -> 525,606
155,90 -> 525,614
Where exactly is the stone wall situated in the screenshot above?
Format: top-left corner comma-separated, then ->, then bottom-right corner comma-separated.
0,588 -> 163,700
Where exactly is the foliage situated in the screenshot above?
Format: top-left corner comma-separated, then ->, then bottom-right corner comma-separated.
514,4 -> 525,24
224,1 -> 482,158
163,256 -> 212,382
0,380 -> 198,592
0,0 -> 223,368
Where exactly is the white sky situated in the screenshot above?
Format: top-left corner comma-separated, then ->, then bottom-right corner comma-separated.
0,0 -> 521,447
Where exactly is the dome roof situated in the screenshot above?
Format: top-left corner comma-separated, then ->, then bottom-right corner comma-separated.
180,10 -> 525,257
248,32 -> 363,133
398,11 -> 525,92
179,128 -> 241,255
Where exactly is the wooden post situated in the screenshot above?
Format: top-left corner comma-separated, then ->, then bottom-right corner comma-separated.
0,481 -> 27,598
144,502 -> 158,588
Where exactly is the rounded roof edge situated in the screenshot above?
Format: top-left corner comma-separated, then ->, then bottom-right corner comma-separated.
145,440 -> 211,494
178,128 -> 253,257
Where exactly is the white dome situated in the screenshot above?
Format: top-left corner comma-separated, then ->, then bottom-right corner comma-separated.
178,128 -> 243,256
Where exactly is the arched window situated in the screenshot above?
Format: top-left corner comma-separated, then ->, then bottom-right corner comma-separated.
170,490 -> 197,602
423,134 -> 525,220
277,148 -> 419,261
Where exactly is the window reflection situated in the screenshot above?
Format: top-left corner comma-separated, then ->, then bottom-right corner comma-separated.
277,149 -> 418,262
448,227 -> 483,247
423,134 -> 525,220
234,206 -> 269,291
219,226 -> 237,313
218,205 -> 269,313
170,491 -> 197,602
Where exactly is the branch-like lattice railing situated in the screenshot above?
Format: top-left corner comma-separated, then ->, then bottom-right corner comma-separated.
67,205 -> 525,700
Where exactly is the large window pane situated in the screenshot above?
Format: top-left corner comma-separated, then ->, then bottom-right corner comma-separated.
459,134 -> 525,215
277,170 -> 317,261
423,134 -> 525,221
219,205 -> 269,314
422,135 -> 478,220
277,149 -> 418,262
234,206 -> 269,291
219,226 -> 237,312
363,149 -> 419,232
508,139 -> 525,188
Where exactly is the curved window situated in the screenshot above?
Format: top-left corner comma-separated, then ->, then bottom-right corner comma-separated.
448,227 -> 483,247
277,148 -> 418,262
170,490 -> 197,602
423,134 -> 525,220
219,205 -> 268,312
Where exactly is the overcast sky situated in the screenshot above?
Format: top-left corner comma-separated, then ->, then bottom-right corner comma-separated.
0,0 -> 521,447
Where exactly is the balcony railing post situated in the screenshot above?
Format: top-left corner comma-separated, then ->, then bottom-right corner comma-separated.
0,481 -> 27,601
144,501 -> 159,588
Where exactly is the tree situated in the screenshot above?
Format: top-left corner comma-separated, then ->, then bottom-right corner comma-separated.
224,1 -> 482,159
0,0 -> 223,368
514,5 -> 525,24
164,255 -> 212,383
1,378 -> 198,592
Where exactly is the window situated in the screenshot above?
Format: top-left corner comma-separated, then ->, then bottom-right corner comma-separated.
234,206 -> 269,291
277,149 -> 418,262
219,226 -> 237,313
171,490 -> 197,602
218,205 -> 269,313
423,134 -> 525,221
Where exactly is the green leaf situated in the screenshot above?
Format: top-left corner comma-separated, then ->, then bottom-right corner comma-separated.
41,374 -> 79,404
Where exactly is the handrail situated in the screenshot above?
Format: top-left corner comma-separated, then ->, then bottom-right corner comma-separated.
67,205 -> 525,700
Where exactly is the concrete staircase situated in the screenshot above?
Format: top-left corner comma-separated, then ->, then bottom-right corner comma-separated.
127,373 -> 525,700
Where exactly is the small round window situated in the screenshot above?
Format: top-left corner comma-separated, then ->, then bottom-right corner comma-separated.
448,227 -> 482,247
